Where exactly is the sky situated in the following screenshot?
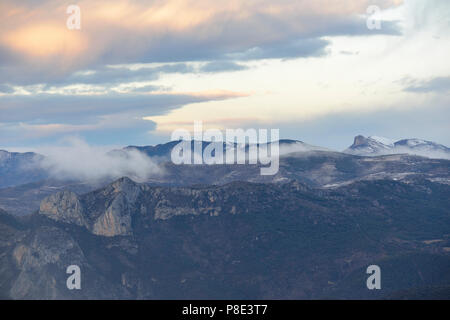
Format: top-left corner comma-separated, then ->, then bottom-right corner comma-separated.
0,0 -> 449,152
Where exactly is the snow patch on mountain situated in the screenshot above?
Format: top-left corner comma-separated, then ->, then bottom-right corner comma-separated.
369,136 -> 395,147
344,135 -> 450,160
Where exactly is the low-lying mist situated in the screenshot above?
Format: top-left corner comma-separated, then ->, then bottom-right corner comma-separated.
35,137 -> 163,183
388,146 -> 450,160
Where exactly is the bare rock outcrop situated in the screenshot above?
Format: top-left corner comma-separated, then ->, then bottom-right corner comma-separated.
10,226 -> 86,299
92,193 -> 133,236
39,191 -> 86,227
39,178 -> 139,237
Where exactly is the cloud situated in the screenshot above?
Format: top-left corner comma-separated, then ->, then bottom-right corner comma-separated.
226,38 -> 330,60
0,63 -> 196,88
2,23 -> 87,58
387,145 -> 450,160
276,99 -> 450,151
0,0 -> 404,85
49,64 -> 195,86
0,90 -> 247,124
0,112 -> 158,147
0,84 -> 14,93
0,0 -> 413,149
0,89 -> 249,146
339,50 -> 359,55
37,137 -> 163,182
403,76 -> 450,93
126,84 -> 163,93
199,61 -> 249,73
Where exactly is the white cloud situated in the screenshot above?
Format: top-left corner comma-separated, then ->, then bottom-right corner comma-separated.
37,137 -> 163,182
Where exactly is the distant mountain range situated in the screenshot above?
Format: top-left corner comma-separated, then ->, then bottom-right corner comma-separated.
0,139 -> 324,188
1,137 -> 449,215
0,150 -> 47,189
344,135 -> 450,159
123,136 -> 450,160
1,135 -> 448,189
119,139 -> 329,162
1,149 -> 449,216
0,135 -> 449,299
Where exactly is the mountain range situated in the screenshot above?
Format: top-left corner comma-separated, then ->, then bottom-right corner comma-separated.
0,150 -> 47,189
1,136 -> 449,216
344,135 -> 450,159
0,136 -> 449,299
1,177 -> 449,299
1,135 -> 449,189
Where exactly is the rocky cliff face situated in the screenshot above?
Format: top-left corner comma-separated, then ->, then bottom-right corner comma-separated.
92,193 -> 133,236
352,135 -> 369,147
39,191 -> 86,227
10,226 -> 86,299
3,148 -> 450,217
1,177 -> 450,299
38,176 -> 327,237
39,178 -> 140,237
344,135 -> 395,155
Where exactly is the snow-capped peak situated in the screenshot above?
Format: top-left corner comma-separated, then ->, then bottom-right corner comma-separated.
397,138 -> 427,147
344,135 -> 450,160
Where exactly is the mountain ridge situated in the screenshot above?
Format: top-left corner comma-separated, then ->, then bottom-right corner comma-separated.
344,135 -> 450,159
1,176 -> 449,299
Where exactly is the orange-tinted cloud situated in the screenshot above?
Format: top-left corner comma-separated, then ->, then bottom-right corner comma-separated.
3,23 -> 87,58
0,0 -> 404,81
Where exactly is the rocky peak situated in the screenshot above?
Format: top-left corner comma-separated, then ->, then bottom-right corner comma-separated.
344,135 -> 395,156
108,177 -> 142,203
92,193 -> 133,237
345,135 -> 450,159
39,179 -> 140,237
352,135 -> 368,147
39,191 -> 86,227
